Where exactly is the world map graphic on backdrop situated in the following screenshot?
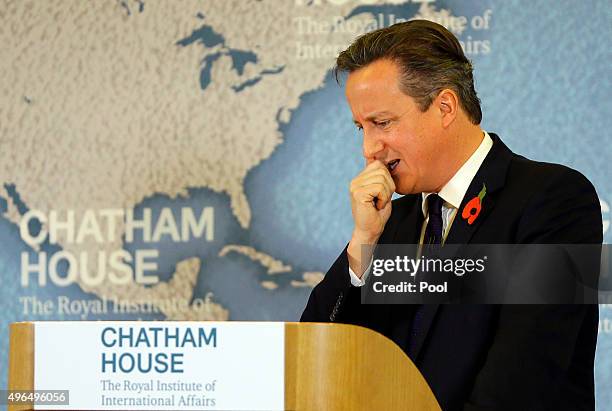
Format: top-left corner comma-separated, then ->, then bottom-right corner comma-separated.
0,0 -> 610,409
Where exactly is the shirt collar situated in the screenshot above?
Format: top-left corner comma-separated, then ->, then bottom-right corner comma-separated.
422,131 -> 493,216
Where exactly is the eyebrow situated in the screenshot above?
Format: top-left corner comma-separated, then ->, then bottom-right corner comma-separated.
352,111 -> 394,125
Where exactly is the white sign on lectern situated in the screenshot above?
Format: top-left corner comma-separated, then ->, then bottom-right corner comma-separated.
34,321 -> 285,410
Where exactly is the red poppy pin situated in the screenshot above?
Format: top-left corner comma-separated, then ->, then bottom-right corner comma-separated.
462,184 -> 487,225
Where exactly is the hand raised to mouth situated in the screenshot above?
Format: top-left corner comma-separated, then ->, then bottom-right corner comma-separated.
347,160 -> 396,278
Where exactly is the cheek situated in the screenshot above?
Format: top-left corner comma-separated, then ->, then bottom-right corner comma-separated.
387,129 -> 410,154
393,133 -> 421,163
394,135 -> 431,178
398,126 -> 437,162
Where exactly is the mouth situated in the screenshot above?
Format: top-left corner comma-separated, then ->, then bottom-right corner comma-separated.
387,159 -> 400,173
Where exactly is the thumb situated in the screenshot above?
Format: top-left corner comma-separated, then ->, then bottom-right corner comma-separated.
380,198 -> 392,221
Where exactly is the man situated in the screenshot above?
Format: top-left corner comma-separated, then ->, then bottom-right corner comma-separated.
301,20 -> 602,410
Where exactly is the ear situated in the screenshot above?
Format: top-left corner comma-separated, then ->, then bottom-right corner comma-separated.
436,89 -> 458,128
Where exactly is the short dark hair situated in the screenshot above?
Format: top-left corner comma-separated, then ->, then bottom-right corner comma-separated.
334,20 -> 482,124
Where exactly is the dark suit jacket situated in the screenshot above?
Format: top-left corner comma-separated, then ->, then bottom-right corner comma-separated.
301,134 -> 603,411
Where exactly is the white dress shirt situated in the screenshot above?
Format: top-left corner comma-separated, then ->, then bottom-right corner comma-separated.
349,131 -> 494,286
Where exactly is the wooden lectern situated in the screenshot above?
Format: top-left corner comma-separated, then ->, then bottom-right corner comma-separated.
8,322 -> 440,411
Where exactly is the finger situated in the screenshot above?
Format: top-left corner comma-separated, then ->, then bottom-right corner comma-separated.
356,164 -> 396,189
363,159 -> 387,173
356,182 -> 392,209
355,180 -> 391,206
353,182 -> 390,205
352,174 -> 394,198
380,168 -> 396,193
357,169 -> 396,194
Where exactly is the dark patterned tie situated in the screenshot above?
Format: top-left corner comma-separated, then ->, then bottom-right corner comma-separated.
424,194 -> 444,246
409,194 -> 444,357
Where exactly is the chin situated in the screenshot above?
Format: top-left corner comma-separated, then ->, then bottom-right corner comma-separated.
392,170 -> 419,195
394,180 -> 418,196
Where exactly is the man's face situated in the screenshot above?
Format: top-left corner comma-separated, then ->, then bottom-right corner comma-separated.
345,59 -> 445,194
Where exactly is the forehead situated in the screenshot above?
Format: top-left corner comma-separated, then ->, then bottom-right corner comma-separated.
345,59 -> 406,115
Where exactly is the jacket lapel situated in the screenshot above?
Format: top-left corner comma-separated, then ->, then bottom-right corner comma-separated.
445,133 -> 512,245
444,180 -> 496,245
410,133 -> 514,360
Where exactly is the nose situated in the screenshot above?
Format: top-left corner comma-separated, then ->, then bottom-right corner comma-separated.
362,130 -> 385,163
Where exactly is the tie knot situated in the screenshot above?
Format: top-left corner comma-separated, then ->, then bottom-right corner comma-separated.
427,194 -> 443,217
